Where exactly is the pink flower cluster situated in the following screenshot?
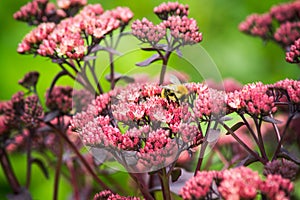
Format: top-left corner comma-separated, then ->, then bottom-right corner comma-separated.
17,22 -> 56,54
260,174 -> 294,200
227,82 -> 276,115
270,1 -> 300,23
93,190 -> 140,200
164,16 -> 203,45
274,22 -> 300,47
71,83 -> 205,171
46,86 -> 73,113
132,2 -> 202,47
180,171 -> 216,199
17,3 -> 133,60
189,83 -> 226,119
131,18 -> 166,45
272,79 -> 300,104
239,1 -> 300,49
286,38 -> 300,63
180,166 -> 294,200
239,13 -> 272,38
154,2 -> 189,20
57,0 -> 87,10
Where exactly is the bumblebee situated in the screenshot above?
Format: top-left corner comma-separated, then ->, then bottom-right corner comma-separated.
161,75 -> 189,104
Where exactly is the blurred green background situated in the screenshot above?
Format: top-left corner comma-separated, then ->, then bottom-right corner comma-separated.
0,0 -> 299,199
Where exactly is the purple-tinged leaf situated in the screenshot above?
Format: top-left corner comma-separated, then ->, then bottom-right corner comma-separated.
236,153 -> 259,167
31,158 -> 49,179
278,148 -> 300,164
7,188 -> 32,200
262,116 -> 282,124
90,45 -> 121,55
225,122 -> 245,135
52,58 -> 64,64
105,73 -> 134,83
175,48 -> 183,57
136,54 -> 161,67
44,110 -> 60,122
83,55 -> 97,61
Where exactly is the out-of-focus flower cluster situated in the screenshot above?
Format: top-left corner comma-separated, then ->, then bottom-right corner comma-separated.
13,0 -> 87,25
239,1 -> 300,64
131,2 -> 202,47
286,38 -> 300,63
264,159 -> 299,180
16,2 -> 133,60
93,190 -> 140,200
0,92 -> 43,152
180,166 -> 294,200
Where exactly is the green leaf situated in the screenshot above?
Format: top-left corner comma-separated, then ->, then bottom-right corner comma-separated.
171,168 -> 182,182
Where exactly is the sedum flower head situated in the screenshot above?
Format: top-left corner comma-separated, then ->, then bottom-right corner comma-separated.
264,159 -> 299,180
164,16 -> 202,45
272,79 -> 300,104
46,86 -> 73,113
260,174 -> 294,200
154,2 -> 189,20
71,83 -> 215,171
239,13 -> 272,39
218,167 -> 262,199
180,171 -> 217,199
286,38 -> 300,63
94,190 -> 140,200
131,18 -> 166,45
227,82 -> 276,115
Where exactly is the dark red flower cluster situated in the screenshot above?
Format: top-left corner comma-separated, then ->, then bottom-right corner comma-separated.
154,1 -> 189,20
0,92 -> 43,152
93,190 -> 140,200
46,86 -> 73,113
227,82 -> 276,116
239,1 -> 300,49
18,71 -> 40,90
180,166 -> 294,200
132,2 -> 202,47
17,3 -> 133,60
264,159 -> 299,180
1,92 -> 43,129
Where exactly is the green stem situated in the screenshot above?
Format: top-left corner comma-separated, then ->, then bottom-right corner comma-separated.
159,167 -> 171,200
